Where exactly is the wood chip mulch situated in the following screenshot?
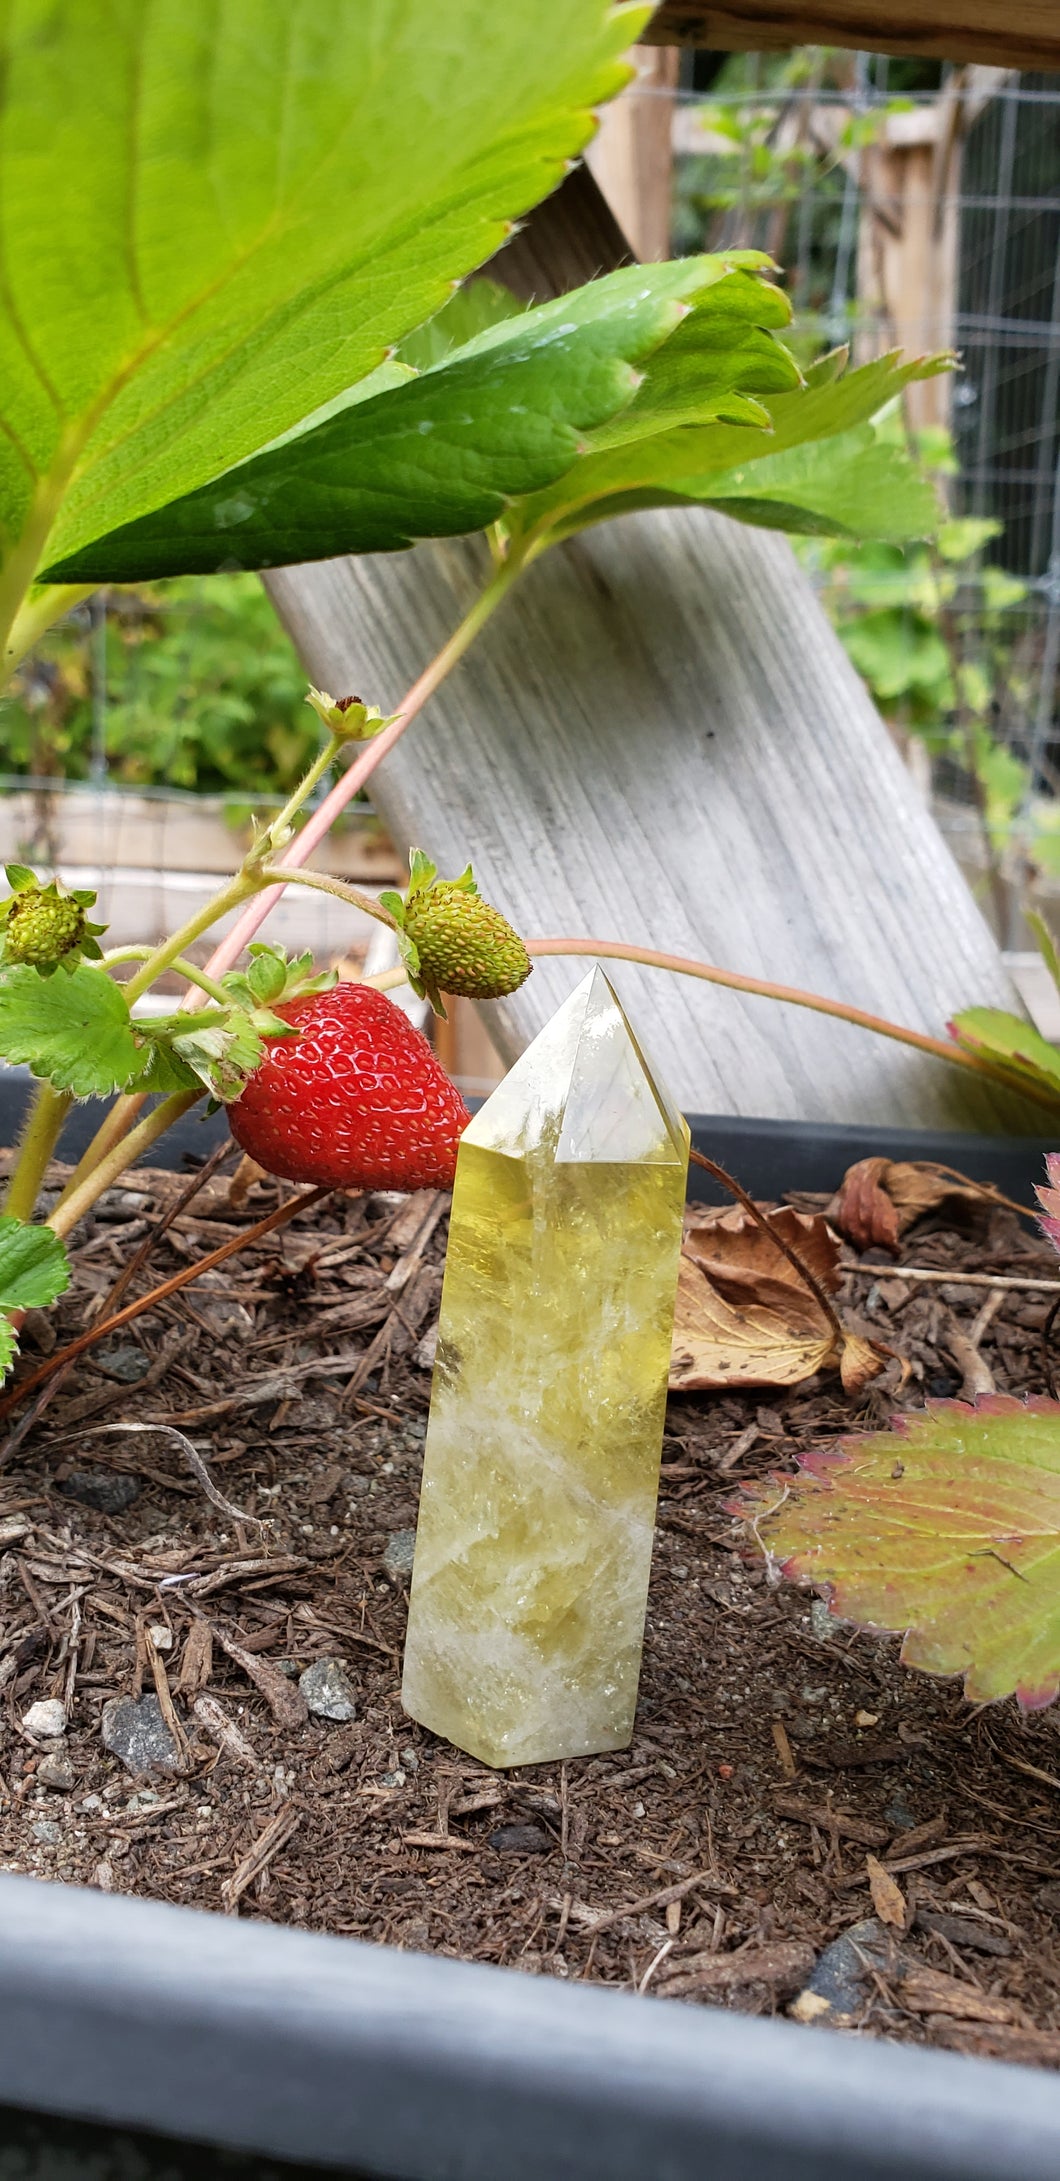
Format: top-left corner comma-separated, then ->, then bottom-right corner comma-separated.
4,1148 -> 1060,2072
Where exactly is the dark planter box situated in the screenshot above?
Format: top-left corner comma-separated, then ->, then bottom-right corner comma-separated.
1,1066 -> 1059,2178
0,1064 -> 1055,1204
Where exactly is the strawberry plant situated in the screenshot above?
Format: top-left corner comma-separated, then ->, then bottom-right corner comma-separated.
3,0 -> 1052,1391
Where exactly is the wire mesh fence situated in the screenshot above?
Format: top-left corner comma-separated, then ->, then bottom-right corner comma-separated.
668,51 -> 1060,947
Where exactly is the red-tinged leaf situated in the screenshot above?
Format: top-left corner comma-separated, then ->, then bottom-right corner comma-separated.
740,1397 -> 1060,1710
1035,1152 -> 1060,1260
948,1009 -> 1060,1110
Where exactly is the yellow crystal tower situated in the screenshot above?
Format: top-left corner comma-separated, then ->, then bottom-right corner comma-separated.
402,969 -> 689,1768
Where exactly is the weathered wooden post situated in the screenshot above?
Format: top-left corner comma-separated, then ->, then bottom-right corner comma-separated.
266,152 -> 1044,1132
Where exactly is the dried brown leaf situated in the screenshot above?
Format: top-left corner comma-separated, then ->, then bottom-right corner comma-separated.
683,1203 -> 841,1293
866,1852 -> 907,1930
840,1332 -> 887,1396
671,1205 -> 883,1393
829,1159 -> 990,1253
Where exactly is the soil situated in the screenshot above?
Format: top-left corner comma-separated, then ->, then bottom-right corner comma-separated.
3,1148 -> 1060,2071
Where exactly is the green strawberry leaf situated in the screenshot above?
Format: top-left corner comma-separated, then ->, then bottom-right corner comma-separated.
741,1397 -> 1060,1710
948,1007 -> 1060,1107
690,424 -> 939,540
1028,911 -> 1060,1000
0,964 -> 146,1096
40,257 -> 794,581
505,348 -> 949,553
0,1214 -> 71,1385
5,0 -> 641,586
0,1217 -> 70,1313
133,1043 -> 202,1097
396,279 -> 525,371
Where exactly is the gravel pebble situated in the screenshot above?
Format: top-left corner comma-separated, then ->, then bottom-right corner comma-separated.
22,1698 -> 67,1739
101,1693 -> 182,1776
36,1752 -> 75,1791
299,1657 -> 357,1723
95,1343 -> 152,1382
59,1470 -> 140,1513
383,1528 -> 417,1578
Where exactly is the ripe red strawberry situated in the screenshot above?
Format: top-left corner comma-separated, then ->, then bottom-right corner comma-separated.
228,983 -> 470,1192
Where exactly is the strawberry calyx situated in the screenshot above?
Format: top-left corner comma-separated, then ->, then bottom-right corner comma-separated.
0,865 -> 107,977
305,686 -> 400,742
134,947 -> 336,1105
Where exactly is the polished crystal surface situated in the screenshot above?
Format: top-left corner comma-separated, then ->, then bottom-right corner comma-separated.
402,969 -> 689,1767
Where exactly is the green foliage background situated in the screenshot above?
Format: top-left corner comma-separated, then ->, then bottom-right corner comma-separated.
3,578 -> 314,799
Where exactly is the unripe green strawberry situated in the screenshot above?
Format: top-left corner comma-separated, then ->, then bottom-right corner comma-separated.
5,885 -> 88,970
404,883 -> 530,1004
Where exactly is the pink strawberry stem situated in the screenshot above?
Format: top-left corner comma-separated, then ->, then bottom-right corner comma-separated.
201,549 -> 522,981
525,938 -> 1060,1115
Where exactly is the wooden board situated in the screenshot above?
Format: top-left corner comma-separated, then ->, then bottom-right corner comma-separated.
264,169 -> 1042,1132
645,0 -> 1060,69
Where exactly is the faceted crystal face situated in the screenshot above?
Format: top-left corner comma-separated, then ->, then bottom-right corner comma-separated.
464,967 -> 687,1167
402,971 -> 689,1769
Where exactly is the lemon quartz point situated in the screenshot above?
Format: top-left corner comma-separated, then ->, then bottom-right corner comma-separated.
402,968 -> 689,1768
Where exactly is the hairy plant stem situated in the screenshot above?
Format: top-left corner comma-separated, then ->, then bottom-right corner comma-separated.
120,870 -> 262,1007
525,938 -> 1060,1115
102,947 -> 231,1005
47,1089 -> 203,1242
261,865 -> 397,929
1,1085 -> 73,1222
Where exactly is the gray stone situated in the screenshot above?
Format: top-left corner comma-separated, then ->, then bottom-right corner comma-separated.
22,1698 -> 67,1739
101,1693 -> 182,1777
59,1470 -> 140,1513
790,1918 -> 891,2026
489,1823 -> 552,1855
36,1752 -> 75,1791
299,1657 -> 357,1723
31,1818 -> 62,1845
383,1528 -> 417,1578
95,1342 -> 152,1382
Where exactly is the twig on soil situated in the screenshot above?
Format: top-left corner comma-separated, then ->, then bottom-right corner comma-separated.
942,1314 -> 996,1401
0,1184 -> 333,1433
189,1604 -> 308,1730
845,1264 -> 1060,1293
52,1420 -> 261,1529
222,1803 -> 302,1913
192,1692 -> 265,1772
0,1143 -> 236,1464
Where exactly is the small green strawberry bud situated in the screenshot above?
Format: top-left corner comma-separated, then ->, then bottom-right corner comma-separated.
305,687 -> 399,742
396,855 -> 531,1015
0,870 -> 105,976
